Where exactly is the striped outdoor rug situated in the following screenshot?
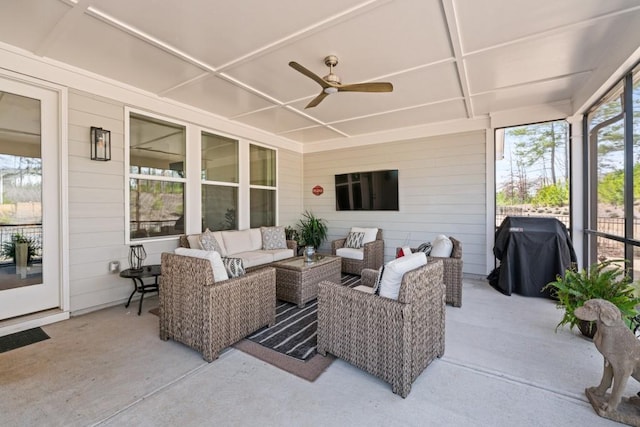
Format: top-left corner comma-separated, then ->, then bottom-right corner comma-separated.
247,273 -> 361,361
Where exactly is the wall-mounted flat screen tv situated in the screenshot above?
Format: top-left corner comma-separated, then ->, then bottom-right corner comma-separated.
335,169 -> 399,211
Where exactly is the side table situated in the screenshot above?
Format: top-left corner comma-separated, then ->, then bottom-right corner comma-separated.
120,264 -> 161,315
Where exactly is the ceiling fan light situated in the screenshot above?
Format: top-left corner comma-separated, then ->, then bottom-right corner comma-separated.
324,87 -> 338,94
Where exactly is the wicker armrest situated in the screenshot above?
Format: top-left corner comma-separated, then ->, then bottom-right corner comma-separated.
331,238 -> 347,254
361,268 -> 379,287
362,239 -> 384,270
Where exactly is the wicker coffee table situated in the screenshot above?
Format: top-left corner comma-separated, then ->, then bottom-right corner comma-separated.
273,255 -> 341,308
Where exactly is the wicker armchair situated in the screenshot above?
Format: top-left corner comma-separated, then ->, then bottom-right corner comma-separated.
331,228 -> 384,275
159,252 -> 276,362
317,261 -> 445,398
415,236 -> 463,307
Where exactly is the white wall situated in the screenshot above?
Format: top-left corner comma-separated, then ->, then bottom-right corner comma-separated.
67,90 -> 304,313
302,130 -> 487,276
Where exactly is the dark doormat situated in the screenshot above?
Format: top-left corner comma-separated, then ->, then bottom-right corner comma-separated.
0,327 -> 50,353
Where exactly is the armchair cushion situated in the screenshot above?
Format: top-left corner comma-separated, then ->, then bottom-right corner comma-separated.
174,247 -> 229,282
335,247 -> 364,260
345,231 -> 365,248
379,252 -> 427,300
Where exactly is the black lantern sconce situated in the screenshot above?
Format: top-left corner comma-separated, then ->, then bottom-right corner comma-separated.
90,126 -> 111,161
128,244 -> 147,272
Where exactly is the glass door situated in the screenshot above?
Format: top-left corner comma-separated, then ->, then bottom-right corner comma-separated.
0,77 -> 60,320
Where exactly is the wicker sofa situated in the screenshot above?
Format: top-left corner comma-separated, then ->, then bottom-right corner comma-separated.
413,236 -> 463,307
331,228 -> 384,275
179,228 -> 297,269
317,260 -> 445,398
159,252 -> 276,362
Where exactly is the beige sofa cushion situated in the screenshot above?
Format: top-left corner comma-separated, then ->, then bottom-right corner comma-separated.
222,229 -> 254,255
234,251 -> 273,268
249,228 -> 263,251
265,248 -> 295,262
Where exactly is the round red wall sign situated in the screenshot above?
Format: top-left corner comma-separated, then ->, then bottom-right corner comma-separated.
312,185 -> 324,196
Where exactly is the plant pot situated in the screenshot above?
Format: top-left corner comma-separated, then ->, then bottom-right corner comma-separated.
578,320 -> 597,339
15,241 -> 28,279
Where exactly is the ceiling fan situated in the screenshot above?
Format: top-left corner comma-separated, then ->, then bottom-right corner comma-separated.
289,55 -> 393,108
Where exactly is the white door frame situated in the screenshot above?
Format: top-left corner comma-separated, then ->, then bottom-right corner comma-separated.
0,69 -> 69,336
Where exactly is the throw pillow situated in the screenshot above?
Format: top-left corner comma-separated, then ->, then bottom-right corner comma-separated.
174,247 -> 229,282
222,257 -> 245,278
430,235 -> 453,257
345,231 -> 365,249
378,252 -> 427,300
372,265 -> 385,295
415,242 -> 433,255
200,229 -> 223,253
351,227 -> 378,244
261,226 -> 287,250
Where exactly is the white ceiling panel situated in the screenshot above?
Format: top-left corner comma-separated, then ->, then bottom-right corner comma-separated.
91,0 -> 368,68
456,0 -> 640,53
279,126 -> 345,143
0,0 -> 70,52
464,23 -> 611,95
224,0 -> 452,103
331,100 -> 467,135
166,74 -> 274,117
471,74 -> 588,116
0,0 -> 638,146
233,107 -> 320,134
46,13 -> 206,93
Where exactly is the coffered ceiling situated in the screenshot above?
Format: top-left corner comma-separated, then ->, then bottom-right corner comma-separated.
0,0 -> 639,146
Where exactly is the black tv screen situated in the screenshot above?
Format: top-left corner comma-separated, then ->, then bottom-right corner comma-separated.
335,169 -> 399,211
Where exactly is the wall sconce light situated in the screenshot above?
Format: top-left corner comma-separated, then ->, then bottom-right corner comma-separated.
90,126 -> 111,161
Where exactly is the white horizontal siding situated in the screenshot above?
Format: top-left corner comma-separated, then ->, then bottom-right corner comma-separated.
67,90 -> 304,314
278,148 -> 303,227
303,130 -> 487,275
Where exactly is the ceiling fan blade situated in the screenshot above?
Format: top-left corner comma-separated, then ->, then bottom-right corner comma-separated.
289,61 -> 330,88
338,82 -> 393,93
305,92 -> 329,108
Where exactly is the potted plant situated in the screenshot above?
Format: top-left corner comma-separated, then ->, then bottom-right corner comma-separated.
1,233 -> 40,265
296,210 -> 328,250
543,259 -> 640,338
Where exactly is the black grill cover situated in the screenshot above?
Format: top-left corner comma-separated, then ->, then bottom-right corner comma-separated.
491,216 -> 576,297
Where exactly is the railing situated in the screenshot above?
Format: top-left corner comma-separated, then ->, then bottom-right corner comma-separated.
495,211 -> 637,259
130,220 -> 182,238
0,224 -> 43,263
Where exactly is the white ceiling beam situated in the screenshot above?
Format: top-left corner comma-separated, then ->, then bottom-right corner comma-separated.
441,0 -> 473,118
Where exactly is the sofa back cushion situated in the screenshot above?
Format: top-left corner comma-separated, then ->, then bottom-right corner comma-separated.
222,229 -> 254,255
249,228 -> 263,251
174,247 -> 229,282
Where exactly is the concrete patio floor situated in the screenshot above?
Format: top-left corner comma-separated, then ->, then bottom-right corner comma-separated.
1,277 -> 635,426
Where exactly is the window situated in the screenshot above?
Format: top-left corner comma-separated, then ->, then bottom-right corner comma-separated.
249,144 -> 276,228
201,132 -> 238,231
495,120 -> 570,229
128,113 -> 186,240
584,63 -> 640,277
